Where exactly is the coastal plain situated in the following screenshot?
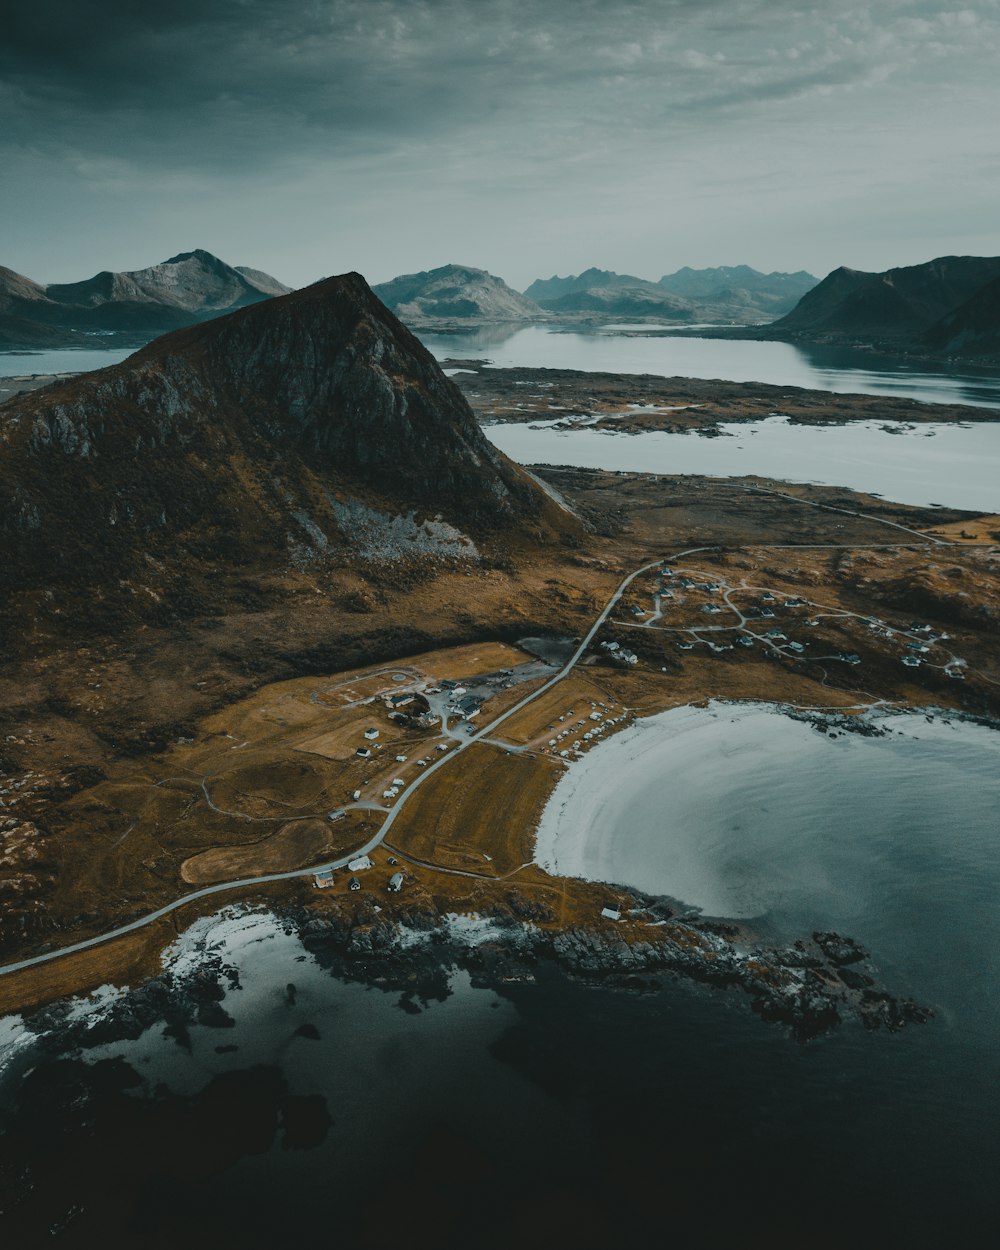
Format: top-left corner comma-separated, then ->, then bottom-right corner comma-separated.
1,413 -> 998,1020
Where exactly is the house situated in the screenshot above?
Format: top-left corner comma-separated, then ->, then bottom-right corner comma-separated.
352,789 -> 362,801
348,855 -> 373,872
348,876 -> 361,891
387,872 -> 404,892
631,605 -> 645,616
395,754 -> 408,762
313,869 -> 334,889
702,604 -> 722,614
902,655 -> 921,668
363,728 -> 380,741
787,641 -> 806,654
457,695 -> 481,720
841,652 -> 862,665
356,747 -> 372,759
678,641 -> 695,651
440,679 -> 458,690
387,692 -> 414,708
761,592 -> 775,602
736,635 -> 754,648
600,905 -> 622,921
327,809 -> 347,822
392,777 -> 405,787
761,607 -> 776,619
765,629 -> 787,640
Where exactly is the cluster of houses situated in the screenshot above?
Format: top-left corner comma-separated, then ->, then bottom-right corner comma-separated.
314,855 -> 404,893
652,567 -> 970,683
544,702 -> 629,759
599,640 -> 638,665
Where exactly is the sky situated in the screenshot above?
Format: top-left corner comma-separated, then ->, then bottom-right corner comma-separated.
2,0 -> 998,290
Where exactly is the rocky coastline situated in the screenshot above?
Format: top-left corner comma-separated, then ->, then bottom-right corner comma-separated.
15,897 -> 931,1057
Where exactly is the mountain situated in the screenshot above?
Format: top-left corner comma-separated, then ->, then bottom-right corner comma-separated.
0,250 -> 291,349
924,273 -> 1000,360
658,265 -> 817,311
0,272 -> 554,634
522,265 -> 818,323
771,255 -> 1000,344
524,268 -> 660,303
532,285 -> 698,320
372,264 -> 543,324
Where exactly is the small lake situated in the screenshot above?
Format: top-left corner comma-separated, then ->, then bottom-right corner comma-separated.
418,323 -> 1000,411
484,415 -> 1000,511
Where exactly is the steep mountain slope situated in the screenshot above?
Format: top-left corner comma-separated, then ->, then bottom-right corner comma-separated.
924,274 -> 1000,360
372,264 -> 543,323
0,272 -> 556,636
524,268 -> 660,303
772,255 -> 1000,344
0,251 -> 290,349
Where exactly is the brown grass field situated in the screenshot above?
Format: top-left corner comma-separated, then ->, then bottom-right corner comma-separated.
386,742 -> 562,875
180,813 -> 373,884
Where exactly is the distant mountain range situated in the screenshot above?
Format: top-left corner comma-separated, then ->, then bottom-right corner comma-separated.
373,264 -> 542,325
0,250 -> 291,350
523,265 -> 818,323
764,256 -> 1000,359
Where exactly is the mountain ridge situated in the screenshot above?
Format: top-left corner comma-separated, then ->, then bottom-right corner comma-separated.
0,250 -> 291,350
0,272 -> 559,640
373,264 -> 543,324
770,255 -> 1000,345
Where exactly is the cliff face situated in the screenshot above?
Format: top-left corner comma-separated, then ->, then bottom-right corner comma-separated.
0,273 -> 553,633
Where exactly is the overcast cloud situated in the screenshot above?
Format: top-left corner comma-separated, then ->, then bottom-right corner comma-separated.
2,0 -> 998,287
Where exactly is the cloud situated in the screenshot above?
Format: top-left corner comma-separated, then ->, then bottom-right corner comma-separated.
1,1 -> 998,284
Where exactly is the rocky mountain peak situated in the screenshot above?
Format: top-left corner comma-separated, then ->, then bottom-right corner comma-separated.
0,272 -> 554,630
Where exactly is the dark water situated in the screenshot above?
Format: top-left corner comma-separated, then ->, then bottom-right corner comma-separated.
419,323 -> 1000,410
1,900 -> 997,1248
